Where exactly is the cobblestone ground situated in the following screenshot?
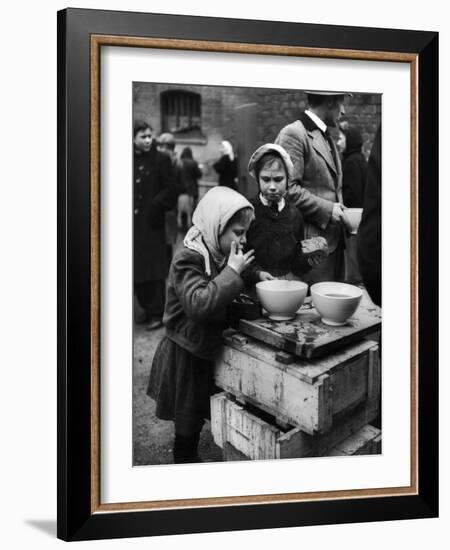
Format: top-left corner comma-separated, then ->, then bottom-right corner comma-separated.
133,323 -> 223,466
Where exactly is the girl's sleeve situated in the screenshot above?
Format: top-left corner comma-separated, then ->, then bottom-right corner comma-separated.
173,252 -> 244,322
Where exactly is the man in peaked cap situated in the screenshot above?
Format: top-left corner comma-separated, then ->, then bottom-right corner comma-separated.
275,91 -> 351,284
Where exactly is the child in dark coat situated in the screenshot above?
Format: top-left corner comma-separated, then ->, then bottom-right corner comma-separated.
244,143 -> 328,285
147,186 -> 255,463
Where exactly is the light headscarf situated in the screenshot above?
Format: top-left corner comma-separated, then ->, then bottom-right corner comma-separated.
183,186 -> 253,275
247,143 -> 294,182
221,140 -> 235,161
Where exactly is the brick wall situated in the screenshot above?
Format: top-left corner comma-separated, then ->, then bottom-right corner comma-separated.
134,82 -> 381,180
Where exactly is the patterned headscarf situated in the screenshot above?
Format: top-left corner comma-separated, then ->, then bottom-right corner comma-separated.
183,186 -> 253,275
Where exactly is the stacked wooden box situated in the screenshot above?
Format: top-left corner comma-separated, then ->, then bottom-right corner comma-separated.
212,299 -> 381,461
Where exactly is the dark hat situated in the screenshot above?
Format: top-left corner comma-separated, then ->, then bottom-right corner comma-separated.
304,90 -> 353,96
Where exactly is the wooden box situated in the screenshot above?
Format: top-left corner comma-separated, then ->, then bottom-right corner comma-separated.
211,392 -> 381,461
214,333 -> 380,435
239,299 -> 381,359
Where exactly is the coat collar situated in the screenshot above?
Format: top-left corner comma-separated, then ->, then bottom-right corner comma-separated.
300,111 -> 320,132
258,193 -> 286,212
304,110 -> 327,133
299,112 -> 339,176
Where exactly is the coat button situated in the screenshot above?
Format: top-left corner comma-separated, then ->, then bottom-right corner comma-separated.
136,178 -> 141,183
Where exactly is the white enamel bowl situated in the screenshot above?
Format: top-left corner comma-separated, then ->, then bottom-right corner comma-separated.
343,208 -> 363,234
256,280 -> 308,321
311,282 -> 363,326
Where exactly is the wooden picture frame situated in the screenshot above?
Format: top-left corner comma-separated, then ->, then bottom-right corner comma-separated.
57,8 -> 438,541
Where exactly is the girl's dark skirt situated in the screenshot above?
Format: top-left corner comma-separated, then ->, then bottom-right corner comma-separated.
147,336 -> 215,436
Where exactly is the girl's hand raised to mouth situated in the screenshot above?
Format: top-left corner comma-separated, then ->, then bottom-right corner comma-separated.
227,241 -> 255,275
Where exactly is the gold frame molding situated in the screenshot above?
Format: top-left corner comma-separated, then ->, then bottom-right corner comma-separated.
90,35 -> 419,514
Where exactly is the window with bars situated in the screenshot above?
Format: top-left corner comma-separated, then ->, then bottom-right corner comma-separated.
161,90 -> 202,138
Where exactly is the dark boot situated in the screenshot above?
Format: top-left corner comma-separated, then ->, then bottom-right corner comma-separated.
173,432 -> 202,464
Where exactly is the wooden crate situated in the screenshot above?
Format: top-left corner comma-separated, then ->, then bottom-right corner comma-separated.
239,299 -> 381,359
214,333 -> 380,435
211,392 -> 381,461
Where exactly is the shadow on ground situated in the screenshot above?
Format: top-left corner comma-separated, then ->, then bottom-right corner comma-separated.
25,520 -> 56,537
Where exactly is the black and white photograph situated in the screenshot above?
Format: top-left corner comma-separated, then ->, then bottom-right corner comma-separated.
0,0 -> 445,546
132,82 -> 382,466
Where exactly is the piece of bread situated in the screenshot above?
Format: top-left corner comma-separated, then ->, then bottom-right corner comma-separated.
301,236 -> 329,257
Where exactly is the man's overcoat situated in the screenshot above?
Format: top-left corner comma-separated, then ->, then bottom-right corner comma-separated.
276,112 -> 344,254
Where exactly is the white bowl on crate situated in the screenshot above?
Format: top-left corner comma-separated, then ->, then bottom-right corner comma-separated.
256,280 -> 308,321
311,281 -> 363,326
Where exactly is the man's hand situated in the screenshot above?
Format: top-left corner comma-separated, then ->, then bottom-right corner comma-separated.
331,202 -> 347,225
227,242 -> 255,275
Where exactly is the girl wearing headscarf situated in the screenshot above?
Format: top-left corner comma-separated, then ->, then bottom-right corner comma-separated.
213,140 -> 238,189
147,186 -> 255,463
244,143 -> 329,284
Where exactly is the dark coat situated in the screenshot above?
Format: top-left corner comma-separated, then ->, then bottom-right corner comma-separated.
181,158 -> 202,198
244,196 -> 310,283
134,142 -> 178,283
162,246 -> 244,360
213,155 -> 238,189
342,128 -> 368,208
147,246 -> 244,429
357,125 -> 381,306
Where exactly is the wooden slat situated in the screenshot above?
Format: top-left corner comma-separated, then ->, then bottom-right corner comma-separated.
215,344 -> 321,434
210,393 -> 226,449
317,374 -> 333,433
223,331 -> 376,384
211,394 -> 280,460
